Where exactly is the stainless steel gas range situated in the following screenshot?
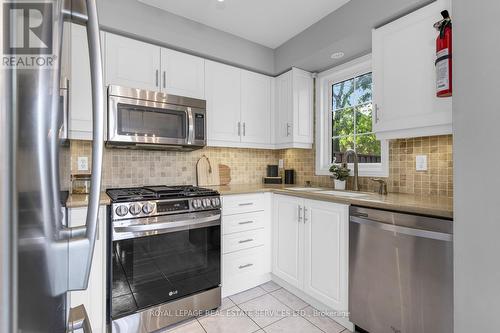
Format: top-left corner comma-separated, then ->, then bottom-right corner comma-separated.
106,186 -> 222,333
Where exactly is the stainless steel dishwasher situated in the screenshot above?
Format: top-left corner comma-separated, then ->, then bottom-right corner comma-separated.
349,206 -> 453,333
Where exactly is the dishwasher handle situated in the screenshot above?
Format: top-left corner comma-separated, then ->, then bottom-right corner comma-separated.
350,216 -> 453,242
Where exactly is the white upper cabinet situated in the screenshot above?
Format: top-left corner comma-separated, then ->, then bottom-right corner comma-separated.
105,33 -> 161,91
241,70 -> 272,145
61,23 -> 102,140
275,68 -> 313,148
275,71 -> 293,145
206,61 -> 274,149
68,23 -> 92,140
160,48 -> 205,99
372,0 -> 452,139
205,60 -> 242,144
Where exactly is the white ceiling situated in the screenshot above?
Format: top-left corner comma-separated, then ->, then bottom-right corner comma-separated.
138,0 -> 352,49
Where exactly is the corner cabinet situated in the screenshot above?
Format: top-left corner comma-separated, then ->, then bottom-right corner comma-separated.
206,61 -> 274,149
67,206 -> 107,333
272,195 -> 349,312
275,68 -> 314,148
372,0 -> 452,139
105,33 -> 205,99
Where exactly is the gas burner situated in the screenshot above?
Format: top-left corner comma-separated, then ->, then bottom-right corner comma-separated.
106,188 -> 157,202
106,185 -> 218,202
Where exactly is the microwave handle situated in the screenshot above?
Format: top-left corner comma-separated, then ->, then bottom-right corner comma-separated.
187,107 -> 195,144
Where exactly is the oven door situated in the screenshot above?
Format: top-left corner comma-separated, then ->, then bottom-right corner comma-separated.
110,211 -> 221,320
108,94 -> 197,146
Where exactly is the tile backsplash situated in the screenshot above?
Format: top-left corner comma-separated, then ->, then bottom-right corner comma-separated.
70,134 -> 453,197
70,141 -> 277,188
278,135 -> 453,198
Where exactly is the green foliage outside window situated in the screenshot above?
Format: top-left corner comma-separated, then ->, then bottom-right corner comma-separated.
331,73 -> 381,163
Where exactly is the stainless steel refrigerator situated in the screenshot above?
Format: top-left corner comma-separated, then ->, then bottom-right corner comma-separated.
0,0 -> 104,332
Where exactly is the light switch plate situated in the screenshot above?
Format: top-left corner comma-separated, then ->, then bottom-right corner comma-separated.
77,156 -> 89,171
416,155 -> 428,171
278,159 -> 284,169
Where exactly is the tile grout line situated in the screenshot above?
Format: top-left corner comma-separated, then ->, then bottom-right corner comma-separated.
195,317 -> 208,333
235,303 -> 266,332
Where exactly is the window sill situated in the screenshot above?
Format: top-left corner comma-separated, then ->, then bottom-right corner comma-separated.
316,163 -> 389,178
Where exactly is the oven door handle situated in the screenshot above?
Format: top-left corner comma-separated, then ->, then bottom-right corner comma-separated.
114,213 -> 221,234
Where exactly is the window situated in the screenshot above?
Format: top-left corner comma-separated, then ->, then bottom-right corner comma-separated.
331,72 -> 381,164
316,55 -> 388,177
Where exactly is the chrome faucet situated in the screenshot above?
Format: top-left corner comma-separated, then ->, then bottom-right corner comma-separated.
344,149 -> 359,191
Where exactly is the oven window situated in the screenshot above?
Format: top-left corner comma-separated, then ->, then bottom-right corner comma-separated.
111,225 -> 220,319
116,104 -> 187,139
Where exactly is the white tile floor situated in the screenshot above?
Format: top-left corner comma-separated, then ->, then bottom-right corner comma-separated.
160,281 -> 353,333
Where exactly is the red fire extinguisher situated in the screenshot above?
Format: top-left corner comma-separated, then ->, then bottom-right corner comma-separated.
434,10 -> 452,97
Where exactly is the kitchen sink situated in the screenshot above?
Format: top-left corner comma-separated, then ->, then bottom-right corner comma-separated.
285,187 -> 325,192
317,190 -> 369,198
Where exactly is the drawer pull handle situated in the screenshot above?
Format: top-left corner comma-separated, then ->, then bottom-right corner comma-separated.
238,239 -> 254,244
238,221 -> 254,225
239,203 -> 254,206
239,263 -> 253,269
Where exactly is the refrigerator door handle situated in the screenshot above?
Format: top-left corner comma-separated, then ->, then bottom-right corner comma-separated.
61,0 -> 104,292
67,305 -> 93,333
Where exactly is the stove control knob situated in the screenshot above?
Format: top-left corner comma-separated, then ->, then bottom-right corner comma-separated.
211,198 -> 220,207
116,205 -> 129,217
142,202 -> 154,214
192,199 -> 202,209
129,203 -> 142,216
202,198 -> 212,208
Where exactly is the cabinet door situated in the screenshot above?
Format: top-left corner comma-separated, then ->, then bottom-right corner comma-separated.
241,70 -> 272,144
160,48 -> 205,99
205,61 -> 242,144
68,206 -> 107,333
272,195 -> 304,289
68,24 -> 92,140
303,200 -> 348,311
372,0 -> 452,135
105,33 -> 160,91
275,71 -> 293,145
292,69 -> 313,144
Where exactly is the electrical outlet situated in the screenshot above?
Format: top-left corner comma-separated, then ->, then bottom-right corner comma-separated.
416,155 -> 428,171
278,159 -> 284,169
77,156 -> 89,171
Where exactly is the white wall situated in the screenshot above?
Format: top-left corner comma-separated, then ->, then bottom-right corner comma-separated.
274,0 -> 434,74
97,0 -> 275,75
453,0 -> 500,331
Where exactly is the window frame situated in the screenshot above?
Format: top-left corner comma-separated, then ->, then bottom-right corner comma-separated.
315,54 -> 389,177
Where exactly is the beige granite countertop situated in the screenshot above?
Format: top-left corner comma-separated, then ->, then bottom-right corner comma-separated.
206,184 -> 453,219
66,192 -> 111,208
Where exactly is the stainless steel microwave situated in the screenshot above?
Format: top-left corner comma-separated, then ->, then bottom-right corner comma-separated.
107,85 -> 206,150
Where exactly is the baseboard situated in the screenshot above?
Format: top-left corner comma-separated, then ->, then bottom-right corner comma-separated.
271,274 -> 354,332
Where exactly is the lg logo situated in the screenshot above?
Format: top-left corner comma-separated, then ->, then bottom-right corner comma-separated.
3,2 -> 52,55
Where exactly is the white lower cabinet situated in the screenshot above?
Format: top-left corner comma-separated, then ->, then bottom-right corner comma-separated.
272,195 -> 303,289
221,193 -> 271,297
272,194 -> 349,312
67,206 -> 107,333
303,200 -> 348,311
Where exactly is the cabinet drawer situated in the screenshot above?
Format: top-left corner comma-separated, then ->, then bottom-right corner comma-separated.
223,246 -> 264,282
222,194 -> 265,215
223,229 -> 265,254
223,211 -> 265,235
